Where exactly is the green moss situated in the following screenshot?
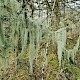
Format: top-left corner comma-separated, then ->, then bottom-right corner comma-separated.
71,66 -> 80,79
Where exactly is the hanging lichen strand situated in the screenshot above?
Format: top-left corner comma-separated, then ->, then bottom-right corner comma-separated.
55,27 -> 66,66
29,31 -> 35,74
35,24 -> 40,61
0,20 -> 5,46
55,24 -> 80,66
0,16 -> 9,72
66,35 -> 80,63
